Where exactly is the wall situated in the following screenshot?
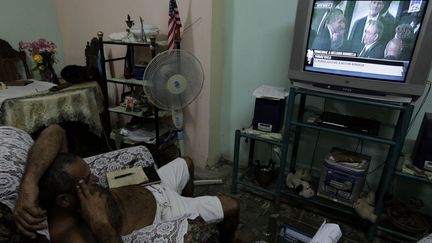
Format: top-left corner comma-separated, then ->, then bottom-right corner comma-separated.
53,0 -> 216,167
208,0 -> 225,166
221,0 -> 297,163
0,0 -> 65,76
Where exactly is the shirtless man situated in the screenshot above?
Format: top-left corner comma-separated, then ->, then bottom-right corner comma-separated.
13,124 -> 240,242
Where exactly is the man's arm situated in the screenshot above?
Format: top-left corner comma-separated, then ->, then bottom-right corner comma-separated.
13,124 -> 68,238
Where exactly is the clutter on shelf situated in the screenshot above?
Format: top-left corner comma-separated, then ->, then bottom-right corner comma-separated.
353,191 -> 377,223
254,160 -> 276,187
108,14 -> 160,43
401,163 -> 432,181
317,147 -> 371,207
386,200 -> 429,236
118,124 -> 172,144
285,168 -> 314,198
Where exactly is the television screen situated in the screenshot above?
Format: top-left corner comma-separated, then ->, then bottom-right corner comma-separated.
289,0 -> 432,100
305,0 -> 428,82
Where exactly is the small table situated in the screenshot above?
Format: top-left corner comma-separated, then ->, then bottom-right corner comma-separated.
0,80 -> 104,136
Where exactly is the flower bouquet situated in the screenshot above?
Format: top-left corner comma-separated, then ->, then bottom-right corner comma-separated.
19,38 -> 59,84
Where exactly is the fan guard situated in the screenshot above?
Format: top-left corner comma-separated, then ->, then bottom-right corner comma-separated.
142,49 -> 204,110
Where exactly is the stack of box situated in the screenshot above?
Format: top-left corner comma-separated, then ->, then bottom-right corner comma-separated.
317,148 -> 371,207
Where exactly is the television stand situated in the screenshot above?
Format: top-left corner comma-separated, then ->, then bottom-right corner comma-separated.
231,86 -> 416,240
316,111 -> 380,135
293,82 -> 413,103
284,87 -> 414,241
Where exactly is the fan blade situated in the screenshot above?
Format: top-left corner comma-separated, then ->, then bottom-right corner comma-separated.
142,49 -> 204,110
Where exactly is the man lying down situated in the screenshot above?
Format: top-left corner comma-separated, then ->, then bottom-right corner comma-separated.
13,124 -> 240,243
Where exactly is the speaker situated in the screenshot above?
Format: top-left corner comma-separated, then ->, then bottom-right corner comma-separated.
412,113 -> 432,171
252,98 -> 285,132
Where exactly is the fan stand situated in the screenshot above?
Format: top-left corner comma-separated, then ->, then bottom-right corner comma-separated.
172,108 -> 185,156
173,33 -> 186,156
143,34 -> 203,158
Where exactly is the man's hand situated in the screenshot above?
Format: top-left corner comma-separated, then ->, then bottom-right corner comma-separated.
76,180 -> 111,229
13,182 -> 47,239
14,124 -> 67,238
77,180 -> 122,243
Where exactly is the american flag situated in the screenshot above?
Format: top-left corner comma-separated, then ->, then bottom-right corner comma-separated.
168,0 -> 182,49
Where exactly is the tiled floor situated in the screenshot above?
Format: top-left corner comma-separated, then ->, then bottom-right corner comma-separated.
194,162 -> 418,243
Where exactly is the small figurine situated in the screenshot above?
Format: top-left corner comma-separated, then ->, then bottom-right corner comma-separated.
125,14 -> 134,29
353,191 -> 377,223
125,14 -> 136,42
286,168 -> 314,198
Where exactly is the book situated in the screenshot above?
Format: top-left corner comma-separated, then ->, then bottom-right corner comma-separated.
106,166 -> 161,189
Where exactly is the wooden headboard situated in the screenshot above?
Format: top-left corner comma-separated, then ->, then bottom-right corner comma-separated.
0,39 -> 32,81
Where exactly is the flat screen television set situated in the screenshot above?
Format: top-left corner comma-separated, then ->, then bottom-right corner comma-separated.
289,0 -> 432,102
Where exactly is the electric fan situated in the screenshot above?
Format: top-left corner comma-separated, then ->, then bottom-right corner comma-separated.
142,49 -> 204,155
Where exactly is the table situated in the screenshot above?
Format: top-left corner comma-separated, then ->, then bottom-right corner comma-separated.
0,80 -> 104,136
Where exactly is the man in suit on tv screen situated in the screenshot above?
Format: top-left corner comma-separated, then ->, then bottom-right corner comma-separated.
311,8 -> 346,51
349,1 -> 394,54
358,20 -> 386,59
384,37 -> 403,60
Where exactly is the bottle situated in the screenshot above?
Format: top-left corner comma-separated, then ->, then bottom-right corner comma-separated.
124,46 -> 133,79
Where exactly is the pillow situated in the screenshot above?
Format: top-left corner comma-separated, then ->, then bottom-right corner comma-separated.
60,65 -> 87,84
0,127 -> 49,242
0,126 -> 33,209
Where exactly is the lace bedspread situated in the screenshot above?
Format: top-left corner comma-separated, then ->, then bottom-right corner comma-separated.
0,126 -> 193,243
0,82 -> 104,136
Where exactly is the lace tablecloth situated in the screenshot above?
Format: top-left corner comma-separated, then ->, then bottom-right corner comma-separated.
0,81 -> 104,136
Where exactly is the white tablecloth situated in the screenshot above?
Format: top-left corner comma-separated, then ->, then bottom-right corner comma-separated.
0,81 -> 104,135
0,80 -> 56,106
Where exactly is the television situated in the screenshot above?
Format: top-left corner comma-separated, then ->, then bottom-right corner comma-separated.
289,0 -> 432,102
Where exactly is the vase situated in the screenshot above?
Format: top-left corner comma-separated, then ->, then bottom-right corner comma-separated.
39,65 -> 59,85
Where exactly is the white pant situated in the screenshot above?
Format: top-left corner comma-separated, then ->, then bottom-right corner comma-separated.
147,158 -> 224,224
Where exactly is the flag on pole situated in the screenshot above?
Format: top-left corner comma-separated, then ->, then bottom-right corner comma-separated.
168,0 -> 182,49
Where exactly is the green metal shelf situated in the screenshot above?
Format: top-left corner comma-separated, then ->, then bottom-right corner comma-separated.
377,225 -> 420,242
107,77 -> 142,86
395,171 -> 432,184
232,86 -> 415,241
286,88 -> 414,241
296,89 -> 406,110
103,40 -> 167,47
280,190 -> 356,216
108,106 -> 148,117
109,106 -> 171,118
291,121 -> 395,145
103,40 -> 152,46
237,131 -> 283,146
232,126 -> 291,207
